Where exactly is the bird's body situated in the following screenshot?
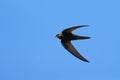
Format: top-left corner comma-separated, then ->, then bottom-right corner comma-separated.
56,25 -> 90,62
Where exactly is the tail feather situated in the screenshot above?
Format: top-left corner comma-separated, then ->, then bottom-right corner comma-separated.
73,34 -> 90,40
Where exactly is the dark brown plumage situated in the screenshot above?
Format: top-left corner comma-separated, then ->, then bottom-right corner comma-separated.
56,25 -> 90,62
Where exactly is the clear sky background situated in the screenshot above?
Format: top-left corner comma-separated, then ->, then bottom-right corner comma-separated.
0,0 -> 120,80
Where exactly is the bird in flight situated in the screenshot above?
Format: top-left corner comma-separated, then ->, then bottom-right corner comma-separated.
56,25 -> 90,62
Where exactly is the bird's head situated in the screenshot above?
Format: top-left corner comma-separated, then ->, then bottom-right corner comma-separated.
56,33 -> 63,39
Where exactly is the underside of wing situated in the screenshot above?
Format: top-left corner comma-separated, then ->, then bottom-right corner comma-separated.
61,40 -> 89,62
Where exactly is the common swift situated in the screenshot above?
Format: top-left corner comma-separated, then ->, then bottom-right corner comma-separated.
56,25 -> 90,62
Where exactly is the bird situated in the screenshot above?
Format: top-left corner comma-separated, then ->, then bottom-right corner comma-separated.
56,25 -> 90,62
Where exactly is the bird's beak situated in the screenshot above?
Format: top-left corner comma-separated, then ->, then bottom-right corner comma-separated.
55,34 -> 58,38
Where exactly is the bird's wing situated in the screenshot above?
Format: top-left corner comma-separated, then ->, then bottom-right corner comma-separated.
62,25 -> 88,34
61,40 -> 89,62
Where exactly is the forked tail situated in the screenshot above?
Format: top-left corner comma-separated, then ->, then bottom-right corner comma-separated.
73,34 -> 90,40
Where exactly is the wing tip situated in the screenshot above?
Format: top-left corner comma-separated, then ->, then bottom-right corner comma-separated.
85,60 -> 89,63
79,25 -> 89,27
82,59 -> 89,63
80,58 -> 89,63
72,25 -> 89,29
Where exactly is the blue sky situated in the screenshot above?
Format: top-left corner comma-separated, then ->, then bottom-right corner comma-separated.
0,0 -> 120,80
